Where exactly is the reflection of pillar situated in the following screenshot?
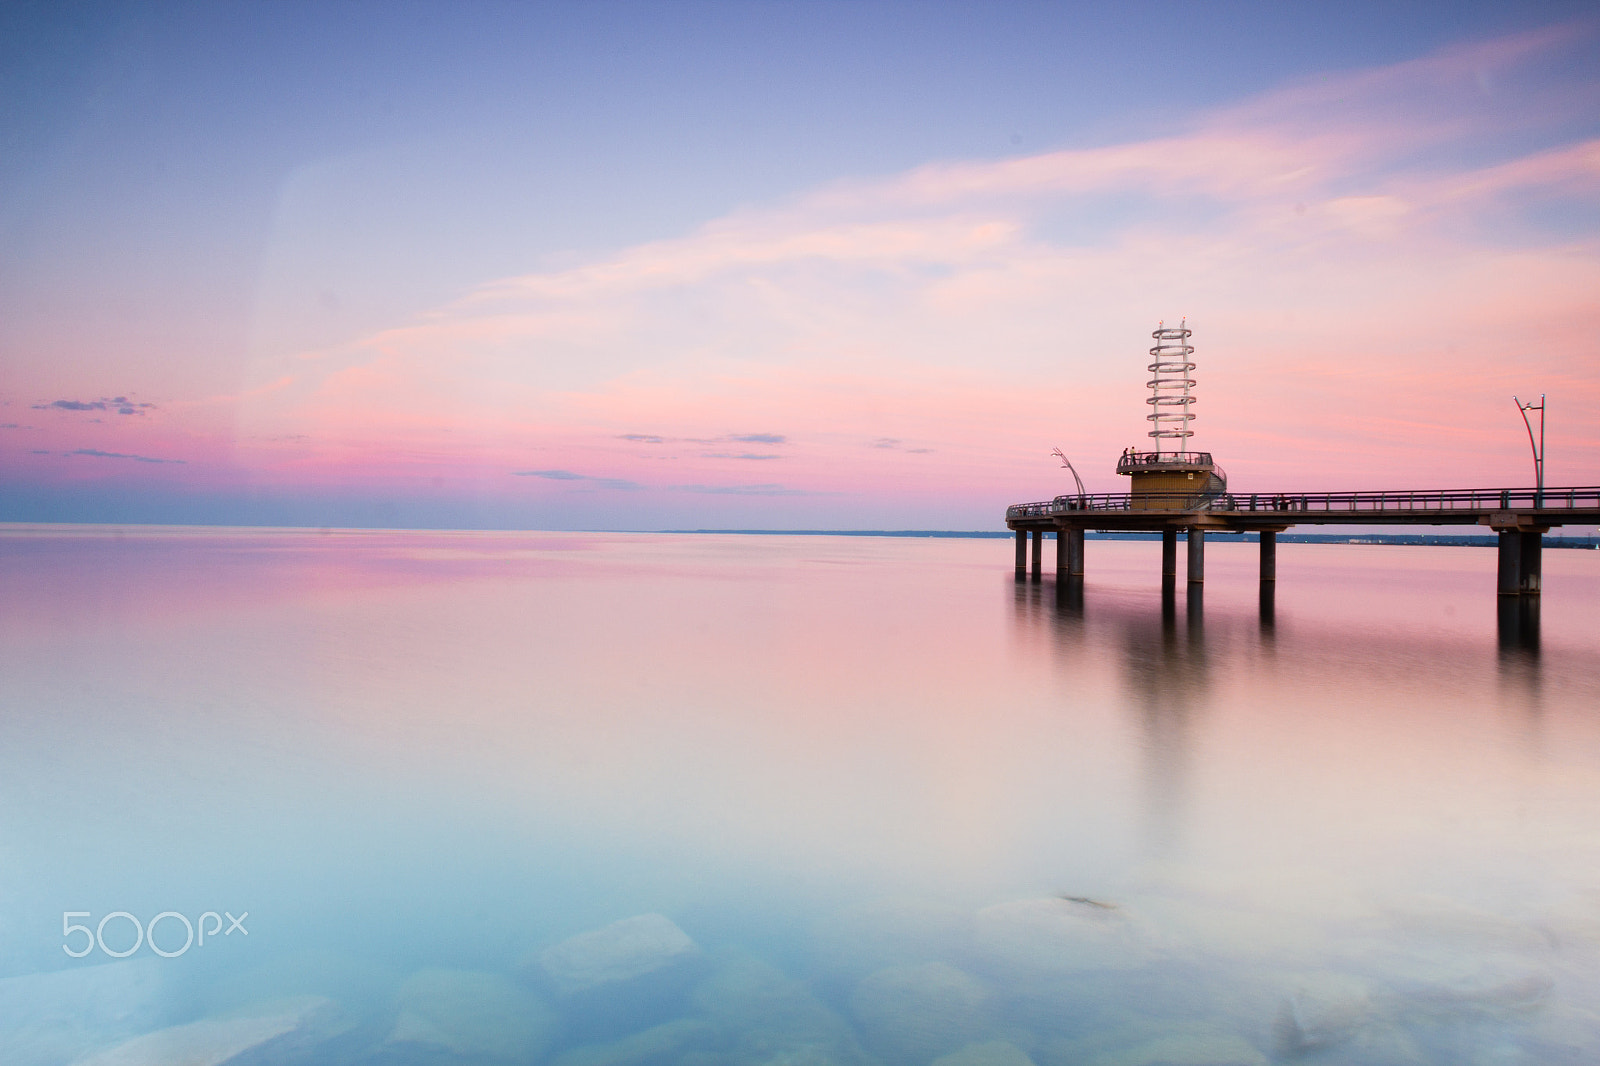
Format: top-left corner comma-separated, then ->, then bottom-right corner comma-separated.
1015,530 -> 1027,580
1123,606 -> 1207,859
1067,528 -> 1085,577
1497,594 -> 1541,652
1057,574 -> 1084,615
1186,529 -> 1205,584
1496,595 -> 1541,726
1260,530 -> 1277,583
1030,530 -> 1043,582
1162,529 -> 1177,579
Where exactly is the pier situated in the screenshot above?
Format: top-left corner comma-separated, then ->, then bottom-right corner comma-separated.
1008,321 -> 1598,601
1006,484 -> 1600,595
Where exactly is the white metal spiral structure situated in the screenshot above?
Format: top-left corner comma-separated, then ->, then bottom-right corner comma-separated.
1146,320 -> 1196,455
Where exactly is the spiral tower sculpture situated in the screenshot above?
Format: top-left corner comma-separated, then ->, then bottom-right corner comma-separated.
1146,320 -> 1196,456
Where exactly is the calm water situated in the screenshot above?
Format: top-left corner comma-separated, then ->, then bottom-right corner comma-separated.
2,527 -> 1598,1065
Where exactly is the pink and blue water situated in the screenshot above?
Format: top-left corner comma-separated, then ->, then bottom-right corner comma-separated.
2,528 -> 1598,1064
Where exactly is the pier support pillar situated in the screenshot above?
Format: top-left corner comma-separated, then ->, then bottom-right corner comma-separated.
1497,530 -> 1543,596
1520,532 -> 1542,594
1014,530 -> 1026,580
1030,529 -> 1043,582
1161,529 -> 1177,579
1067,528 -> 1085,577
1260,530 -> 1277,583
1186,528 -> 1205,585
1056,528 -> 1068,577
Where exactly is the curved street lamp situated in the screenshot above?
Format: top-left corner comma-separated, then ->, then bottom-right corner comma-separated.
1052,447 -> 1087,502
1514,394 -> 1545,505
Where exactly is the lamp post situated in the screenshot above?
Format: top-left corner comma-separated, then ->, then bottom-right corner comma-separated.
1514,395 -> 1545,507
1052,448 -> 1087,504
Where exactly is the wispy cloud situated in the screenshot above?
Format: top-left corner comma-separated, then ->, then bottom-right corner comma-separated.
516,468 -> 586,480
512,469 -> 642,490
35,397 -> 156,416
673,483 -> 819,496
70,448 -> 185,464
646,433 -> 790,446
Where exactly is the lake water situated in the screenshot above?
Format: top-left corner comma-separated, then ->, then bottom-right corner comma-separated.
2,527 -> 1598,1065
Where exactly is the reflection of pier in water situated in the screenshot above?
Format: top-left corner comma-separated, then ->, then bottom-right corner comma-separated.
1017,572 -> 1550,858
1025,528 -> 1550,650
1023,577 -> 1227,858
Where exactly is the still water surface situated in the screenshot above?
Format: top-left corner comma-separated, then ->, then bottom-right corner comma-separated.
1,528 -> 1598,1065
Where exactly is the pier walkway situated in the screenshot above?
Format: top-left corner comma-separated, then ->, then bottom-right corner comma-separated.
1005,484 -> 1600,596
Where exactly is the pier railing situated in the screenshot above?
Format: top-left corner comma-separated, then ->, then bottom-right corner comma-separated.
1114,450 -> 1223,477
1006,485 -> 1600,521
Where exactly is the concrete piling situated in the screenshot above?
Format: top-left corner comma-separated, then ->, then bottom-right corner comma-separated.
1497,530 -> 1543,596
1067,528 -> 1085,577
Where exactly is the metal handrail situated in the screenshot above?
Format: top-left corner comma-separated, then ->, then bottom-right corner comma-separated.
1115,450 -> 1213,472
1006,485 -> 1600,521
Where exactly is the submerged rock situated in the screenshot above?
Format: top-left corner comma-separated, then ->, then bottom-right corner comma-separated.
1523,1001 -> 1600,1062
1091,1029 -> 1267,1066
1374,894 -> 1554,957
973,898 -> 1154,980
1271,973 -> 1373,1057
530,914 -> 704,1039
552,1017 -> 717,1066
191,947 -> 402,1019
930,1040 -> 1038,1066
808,898 -> 974,980
849,962 -> 995,1065
0,959 -> 171,1066
691,952 -> 871,1066
69,996 -> 342,1066
538,914 -> 700,996
385,968 -> 558,1062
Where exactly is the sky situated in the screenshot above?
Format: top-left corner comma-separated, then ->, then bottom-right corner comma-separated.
2,0 -> 1598,530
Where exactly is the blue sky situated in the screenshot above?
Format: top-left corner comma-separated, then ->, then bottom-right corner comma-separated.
3,1 -> 1597,528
